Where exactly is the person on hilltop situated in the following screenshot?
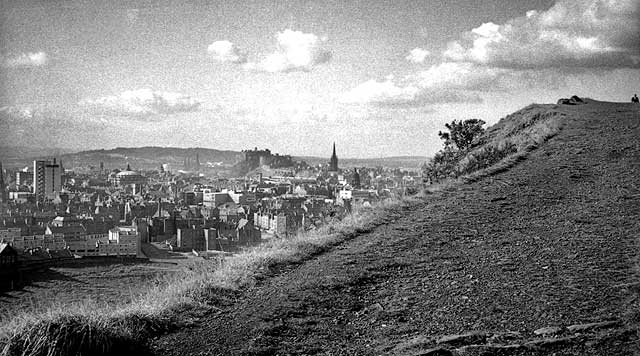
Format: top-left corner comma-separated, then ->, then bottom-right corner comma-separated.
632,94 -> 639,103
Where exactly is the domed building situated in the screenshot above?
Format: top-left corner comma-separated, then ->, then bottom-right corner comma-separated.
109,164 -> 147,194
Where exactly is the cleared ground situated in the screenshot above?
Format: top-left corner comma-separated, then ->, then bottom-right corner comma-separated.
150,101 -> 640,355
0,244 -> 221,319
0,261 -> 174,317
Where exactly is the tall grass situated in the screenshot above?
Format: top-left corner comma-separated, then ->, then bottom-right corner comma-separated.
0,195 -> 420,356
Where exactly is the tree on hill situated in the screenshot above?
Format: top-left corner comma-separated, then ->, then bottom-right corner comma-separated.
438,119 -> 486,151
424,119 -> 486,182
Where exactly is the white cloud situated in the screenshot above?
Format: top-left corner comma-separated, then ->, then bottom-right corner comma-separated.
126,8 -> 140,25
443,0 -> 640,68
406,48 -> 430,63
414,62 -> 513,90
81,89 -> 201,116
340,78 -> 481,108
245,29 -> 332,72
207,40 -> 247,64
4,52 -> 48,68
0,106 -> 36,121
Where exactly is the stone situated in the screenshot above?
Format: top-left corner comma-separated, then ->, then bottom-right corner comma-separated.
557,95 -> 585,105
524,336 -> 578,348
413,348 -> 453,356
570,95 -> 584,103
436,331 -> 490,347
533,326 -> 564,336
487,331 -> 522,344
457,344 -> 523,355
566,320 -> 620,333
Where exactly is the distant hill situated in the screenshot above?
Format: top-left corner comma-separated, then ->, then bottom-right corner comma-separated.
295,155 -> 427,170
0,146 -> 76,169
58,147 -> 246,171
0,145 -> 428,172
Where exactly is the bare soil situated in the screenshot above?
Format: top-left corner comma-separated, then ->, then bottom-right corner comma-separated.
0,261 -> 174,316
156,102 -> 640,354
0,243 -> 218,318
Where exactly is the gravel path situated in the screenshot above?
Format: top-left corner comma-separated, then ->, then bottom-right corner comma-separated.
150,101 -> 640,355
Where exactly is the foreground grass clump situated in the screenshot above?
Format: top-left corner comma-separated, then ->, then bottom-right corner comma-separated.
0,195 -> 420,356
424,104 -> 566,182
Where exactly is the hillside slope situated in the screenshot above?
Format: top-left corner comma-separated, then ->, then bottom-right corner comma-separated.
150,101 -> 640,355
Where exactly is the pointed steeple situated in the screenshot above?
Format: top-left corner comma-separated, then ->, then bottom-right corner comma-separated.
126,163 -> 131,171
329,142 -> 339,172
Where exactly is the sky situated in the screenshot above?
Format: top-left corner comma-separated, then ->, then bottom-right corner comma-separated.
1,0 -> 639,158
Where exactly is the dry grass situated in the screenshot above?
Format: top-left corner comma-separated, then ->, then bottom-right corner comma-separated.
461,107 -> 564,182
0,195 -> 420,356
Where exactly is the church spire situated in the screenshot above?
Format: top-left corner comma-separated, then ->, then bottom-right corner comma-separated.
329,142 -> 339,172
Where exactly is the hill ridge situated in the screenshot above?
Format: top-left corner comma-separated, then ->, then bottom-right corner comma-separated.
149,100 -> 640,355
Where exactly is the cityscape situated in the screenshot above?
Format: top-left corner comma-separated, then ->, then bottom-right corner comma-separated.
0,143 -> 421,273
0,0 -> 638,354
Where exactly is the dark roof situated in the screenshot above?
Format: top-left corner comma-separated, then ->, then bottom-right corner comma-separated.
48,225 -> 86,235
0,243 -> 18,256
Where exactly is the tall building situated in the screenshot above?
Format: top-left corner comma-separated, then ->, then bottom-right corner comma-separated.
0,161 -> 6,204
329,142 -> 339,173
33,158 -> 62,201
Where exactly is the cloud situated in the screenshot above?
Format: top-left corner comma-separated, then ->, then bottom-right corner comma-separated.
340,78 -> 482,108
406,48 -> 430,63
207,40 -> 247,64
0,106 -> 36,121
4,52 -> 48,68
80,89 -> 201,116
126,8 -> 140,25
244,29 -> 332,72
443,0 -> 640,68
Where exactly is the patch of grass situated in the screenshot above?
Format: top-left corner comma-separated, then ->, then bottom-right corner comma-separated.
0,195 -> 420,356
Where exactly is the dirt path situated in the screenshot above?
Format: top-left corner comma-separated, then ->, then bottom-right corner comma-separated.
150,102 -> 640,355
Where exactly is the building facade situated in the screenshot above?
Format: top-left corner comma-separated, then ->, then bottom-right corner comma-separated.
33,159 -> 62,201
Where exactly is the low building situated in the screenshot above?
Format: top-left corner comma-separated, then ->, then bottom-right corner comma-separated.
0,243 -> 18,269
177,227 -> 206,251
108,165 -> 147,194
107,226 -> 142,257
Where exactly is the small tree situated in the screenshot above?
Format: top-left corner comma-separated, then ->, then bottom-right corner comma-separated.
424,119 -> 487,182
438,119 -> 486,151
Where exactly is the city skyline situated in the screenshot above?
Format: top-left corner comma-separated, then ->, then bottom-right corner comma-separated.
1,0 -> 639,158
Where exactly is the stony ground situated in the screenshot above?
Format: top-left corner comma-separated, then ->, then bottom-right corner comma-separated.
150,101 -> 640,355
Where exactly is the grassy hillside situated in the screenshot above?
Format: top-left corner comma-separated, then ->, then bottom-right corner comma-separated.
1,99 -> 618,356
423,101 -> 569,183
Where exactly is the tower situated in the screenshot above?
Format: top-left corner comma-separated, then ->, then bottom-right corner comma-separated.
33,158 -> 62,202
329,142 -> 339,173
